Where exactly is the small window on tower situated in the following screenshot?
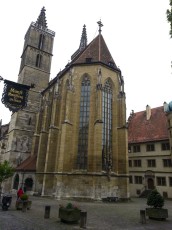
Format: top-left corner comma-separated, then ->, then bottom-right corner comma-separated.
38,34 -> 45,49
36,54 -> 42,68
28,117 -> 32,125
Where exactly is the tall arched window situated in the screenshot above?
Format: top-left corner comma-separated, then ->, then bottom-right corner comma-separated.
77,75 -> 91,169
102,79 -> 113,170
36,54 -> 42,68
38,34 -> 45,49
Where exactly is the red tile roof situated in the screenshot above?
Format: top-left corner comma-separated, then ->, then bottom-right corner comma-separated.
15,155 -> 36,171
128,106 -> 169,143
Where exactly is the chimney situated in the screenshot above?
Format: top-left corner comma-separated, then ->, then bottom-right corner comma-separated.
146,105 -> 151,120
163,101 -> 169,112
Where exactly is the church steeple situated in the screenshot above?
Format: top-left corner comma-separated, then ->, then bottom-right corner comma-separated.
35,7 -> 47,28
6,7 -> 55,170
18,7 -> 55,89
79,24 -> 87,51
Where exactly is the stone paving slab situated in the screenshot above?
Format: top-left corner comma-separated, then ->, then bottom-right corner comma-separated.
0,195 -> 172,230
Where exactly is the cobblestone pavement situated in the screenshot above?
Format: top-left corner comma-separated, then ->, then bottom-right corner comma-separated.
0,195 -> 172,230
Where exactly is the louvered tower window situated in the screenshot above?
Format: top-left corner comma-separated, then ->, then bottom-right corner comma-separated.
102,80 -> 113,170
77,76 -> 90,169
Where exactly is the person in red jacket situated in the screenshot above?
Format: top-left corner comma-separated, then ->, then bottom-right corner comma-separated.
17,187 -> 24,199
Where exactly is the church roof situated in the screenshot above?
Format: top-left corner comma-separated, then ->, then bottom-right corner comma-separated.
128,106 -> 169,143
47,21 -> 120,92
15,155 -> 37,172
70,20 -> 117,69
71,33 -> 117,68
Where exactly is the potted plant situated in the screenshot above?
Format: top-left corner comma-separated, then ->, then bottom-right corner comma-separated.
59,202 -> 81,223
146,189 -> 168,220
16,194 -> 32,211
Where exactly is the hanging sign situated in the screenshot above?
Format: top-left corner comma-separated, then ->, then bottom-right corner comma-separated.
1,80 -> 30,113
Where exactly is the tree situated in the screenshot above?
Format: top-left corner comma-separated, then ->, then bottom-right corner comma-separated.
147,189 -> 164,208
0,160 -> 14,184
166,0 -> 172,37
0,160 -> 14,198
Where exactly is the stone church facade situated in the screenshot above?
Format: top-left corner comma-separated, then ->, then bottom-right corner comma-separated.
3,7 -> 129,200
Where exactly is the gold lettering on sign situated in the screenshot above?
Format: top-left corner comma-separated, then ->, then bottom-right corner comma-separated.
8,88 -> 24,104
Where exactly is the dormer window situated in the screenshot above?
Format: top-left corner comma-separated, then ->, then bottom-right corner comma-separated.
108,61 -> 115,67
85,58 -> 92,63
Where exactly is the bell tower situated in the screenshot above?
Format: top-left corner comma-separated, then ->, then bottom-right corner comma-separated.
18,6 -> 55,90
6,7 -> 55,167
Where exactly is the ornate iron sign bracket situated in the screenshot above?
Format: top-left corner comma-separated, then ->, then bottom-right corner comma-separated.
1,79 -> 30,113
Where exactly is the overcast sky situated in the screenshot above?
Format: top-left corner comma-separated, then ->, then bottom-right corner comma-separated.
0,0 -> 171,125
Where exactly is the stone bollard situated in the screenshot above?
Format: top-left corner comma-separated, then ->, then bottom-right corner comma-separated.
22,201 -> 27,212
140,210 -> 146,224
80,210 -> 87,229
44,205 -> 51,219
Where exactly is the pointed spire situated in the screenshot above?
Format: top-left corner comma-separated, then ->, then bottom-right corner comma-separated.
71,24 -> 87,60
36,7 -> 47,28
79,24 -> 87,51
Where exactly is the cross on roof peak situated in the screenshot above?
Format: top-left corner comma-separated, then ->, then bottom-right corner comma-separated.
97,20 -> 103,34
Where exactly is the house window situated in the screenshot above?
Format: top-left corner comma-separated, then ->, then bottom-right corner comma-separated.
146,144 -> 155,152
77,76 -> 90,169
135,176 -> 142,184
161,142 -> 170,151
128,145 -> 131,153
147,159 -> 156,167
36,54 -> 42,68
129,176 -> 133,183
157,177 -> 166,186
169,177 -> 172,186
163,159 -> 172,167
134,160 -> 141,167
102,80 -> 113,170
129,160 -> 132,167
133,145 -> 140,153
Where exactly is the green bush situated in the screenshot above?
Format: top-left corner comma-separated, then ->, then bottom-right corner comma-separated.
60,202 -> 80,210
20,194 -> 29,201
147,189 -> 164,208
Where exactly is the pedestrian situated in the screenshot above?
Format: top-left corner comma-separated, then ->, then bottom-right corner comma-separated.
17,187 -> 24,199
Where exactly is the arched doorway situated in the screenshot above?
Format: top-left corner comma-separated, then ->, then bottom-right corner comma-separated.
24,178 -> 33,191
147,178 -> 154,190
13,174 -> 19,190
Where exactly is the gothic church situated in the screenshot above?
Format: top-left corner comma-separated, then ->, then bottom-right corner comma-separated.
4,7 -> 129,200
